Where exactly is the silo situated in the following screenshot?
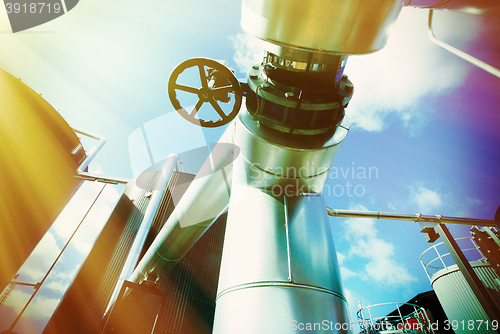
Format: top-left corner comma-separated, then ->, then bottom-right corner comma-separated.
0,68 -> 86,292
420,237 -> 500,334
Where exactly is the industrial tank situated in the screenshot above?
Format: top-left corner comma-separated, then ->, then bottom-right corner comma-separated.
0,68 -> 86,292
420,237 -> 500,334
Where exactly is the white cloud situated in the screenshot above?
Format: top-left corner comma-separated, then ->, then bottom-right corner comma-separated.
50,182 -> 120,254
88,163 -> 104,174
44,265 -> 80,294
70,184 -> 120,254
410,186 -> 443,212
229,32 -> 266,75
51,182 -> 107,241
10,182 -> 120,316
337,252 -> 358,279
455,197 -> 482,218
17,233 -> 61,282
4,290 -> 59,320
27,295 -> 60,320
2,182 -> 120,324
340,266 -> 358,280
337,252 -> 345,265
342,206 -> 417,286
71,239 -> 93,255
229,9 -> 480,132
44,281 -> 69,294
50,267 -> 79,282
344,9 -> 480,132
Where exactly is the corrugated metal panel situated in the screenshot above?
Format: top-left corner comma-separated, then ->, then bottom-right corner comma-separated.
114,214 -> 227,334
115,172 -> 226,334
79,172 -> 159,334
431,261 -> 500,334
45,171 -> 227,334
42,171 -> 159,334
105,171 -> 227,334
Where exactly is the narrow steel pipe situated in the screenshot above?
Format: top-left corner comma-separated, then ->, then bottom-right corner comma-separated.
71,126 -> 130,184
103,154 -> 181,315
427,10 -> 500,79
326,207 -> 498,227
128,124 -> 236,284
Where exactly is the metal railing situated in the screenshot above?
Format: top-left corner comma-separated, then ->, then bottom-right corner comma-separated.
356,301 -> 435,334
72,125 -> 130,184
419,237 -> 486,281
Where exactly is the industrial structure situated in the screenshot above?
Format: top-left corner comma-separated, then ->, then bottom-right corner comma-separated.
355,225 -> 500,334
42,169 -> 228,333
1,0 -> 500,333
0,68 -> 86,294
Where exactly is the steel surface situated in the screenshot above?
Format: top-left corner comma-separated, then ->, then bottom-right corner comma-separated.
213,140 -> 349,333
241,0 -> 405,55
129,125 -> 236,284
431,262 -> 500,334
0,68 -> 85,292
104,155 -> 181,315
235,111 -> 348,193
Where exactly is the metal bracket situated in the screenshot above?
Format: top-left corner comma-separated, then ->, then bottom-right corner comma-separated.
72,126 -> 130,184
428,9 -> 500,79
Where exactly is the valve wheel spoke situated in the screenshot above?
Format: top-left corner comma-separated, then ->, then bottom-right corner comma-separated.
198,65 -> 208,89
210,100 -> 226,119
212,85 -> 234,94
191,100 -> 204,116
168,58 -> 242,127
174,84 -> 199,95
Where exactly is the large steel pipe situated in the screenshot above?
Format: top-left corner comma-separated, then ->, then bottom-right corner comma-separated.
235,110 -> 348,193
241,0 -> 405,55
212,112 -> 350,333
213,158 -> 350,333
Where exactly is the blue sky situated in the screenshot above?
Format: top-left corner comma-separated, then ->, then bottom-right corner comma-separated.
1,1 -> 499,332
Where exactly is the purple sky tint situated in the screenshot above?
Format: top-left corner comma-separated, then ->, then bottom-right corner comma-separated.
0,2 -> 498,332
